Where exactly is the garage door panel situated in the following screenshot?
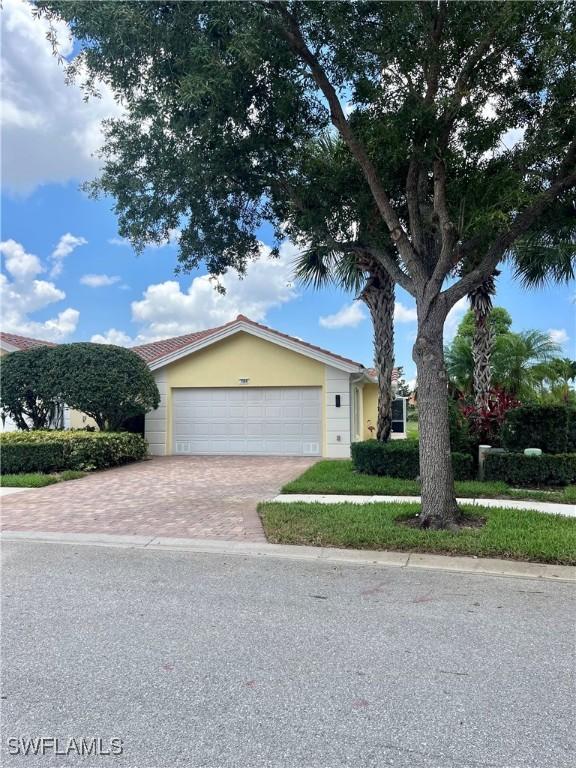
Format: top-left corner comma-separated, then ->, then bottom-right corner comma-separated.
172,387 -> 322,456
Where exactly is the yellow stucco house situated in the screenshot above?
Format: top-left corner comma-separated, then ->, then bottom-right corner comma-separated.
133,315 -> 385,458
1,317 -> 401,456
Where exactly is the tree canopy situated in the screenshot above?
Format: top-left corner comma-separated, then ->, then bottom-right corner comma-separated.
456,308 -> 512,340
0,346 -> 60,430
37,1 -> 575,291
52,343 -> 160,431
36,0 -> 576,527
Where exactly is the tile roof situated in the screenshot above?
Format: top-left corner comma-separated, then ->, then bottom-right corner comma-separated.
0,317 -> 391,375
132,314 -> 366,369
0,331 -> 56,351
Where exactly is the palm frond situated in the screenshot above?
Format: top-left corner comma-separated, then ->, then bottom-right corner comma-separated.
293,246 -> 337,289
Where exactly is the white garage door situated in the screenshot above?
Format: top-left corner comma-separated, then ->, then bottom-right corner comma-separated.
172,387 -> 322,456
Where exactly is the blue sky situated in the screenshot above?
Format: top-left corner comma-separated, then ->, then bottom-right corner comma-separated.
1,0 -> 574,387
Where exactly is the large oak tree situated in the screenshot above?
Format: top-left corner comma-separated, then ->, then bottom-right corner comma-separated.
38,0 -> 576,527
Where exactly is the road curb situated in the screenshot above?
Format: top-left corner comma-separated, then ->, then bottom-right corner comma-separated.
2,530 -> 574,582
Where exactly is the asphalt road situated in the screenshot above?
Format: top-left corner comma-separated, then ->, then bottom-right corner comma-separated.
1,542 -> 574,768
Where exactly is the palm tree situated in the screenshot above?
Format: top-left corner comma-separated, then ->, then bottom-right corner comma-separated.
532,358 -> 576,403
493,330 -> 561,399
295,248 -> 396,441
468,271 -> 498,410
460,195 -> 575,410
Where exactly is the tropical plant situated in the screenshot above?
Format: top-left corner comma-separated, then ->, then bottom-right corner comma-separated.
492,331 -> 562,399
460,388 -> 521,446
37,1 -> 576,529
532,358 -> 576,404
446,320 -> 561,400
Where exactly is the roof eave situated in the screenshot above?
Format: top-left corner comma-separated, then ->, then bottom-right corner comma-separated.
148,320 -> 364,374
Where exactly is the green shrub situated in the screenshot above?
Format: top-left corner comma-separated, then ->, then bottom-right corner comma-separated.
351,440 -> 473,481
501,405 -> 576,454
50,343 -> 160,431
0,346 -> 60,430
0,430 -> 147,474
484,452 -> 576,487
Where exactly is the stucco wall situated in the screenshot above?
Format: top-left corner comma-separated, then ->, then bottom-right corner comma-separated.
165,332 -> 326,388
144,332 -> 355,457
68,409 -> 98,430
362,383 -> 379,440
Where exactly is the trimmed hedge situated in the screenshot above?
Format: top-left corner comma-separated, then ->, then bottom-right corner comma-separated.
501,405 -> 576,455
0,430 -> 148,474
351,439 -> 474,481
484,452 -> 576,487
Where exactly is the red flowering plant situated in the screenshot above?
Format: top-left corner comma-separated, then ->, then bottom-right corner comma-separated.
460,389 -> 521,446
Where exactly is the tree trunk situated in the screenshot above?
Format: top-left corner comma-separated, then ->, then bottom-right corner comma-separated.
360,267 -> 395,441
472,310 -> 493,410
413,302 -> 461,529
469,273 -> 497,411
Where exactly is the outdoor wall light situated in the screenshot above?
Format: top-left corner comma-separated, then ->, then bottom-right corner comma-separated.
335,395 -> 341,407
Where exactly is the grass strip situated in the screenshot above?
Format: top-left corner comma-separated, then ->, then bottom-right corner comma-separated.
259,500 -> 576,565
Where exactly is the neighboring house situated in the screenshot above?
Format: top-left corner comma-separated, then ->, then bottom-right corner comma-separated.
0,317 -> 402,454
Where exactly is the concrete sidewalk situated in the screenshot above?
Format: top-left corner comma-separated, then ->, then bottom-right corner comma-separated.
272,493 -> 576,517
1,530 -> 574,582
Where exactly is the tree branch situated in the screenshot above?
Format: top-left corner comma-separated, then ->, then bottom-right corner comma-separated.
280,181 -> 415,294
442,152 -> 576,307
436,12 -> 508,151
405,3 -> 447,264
268,1 -> 423,283
423,156 -> 459,300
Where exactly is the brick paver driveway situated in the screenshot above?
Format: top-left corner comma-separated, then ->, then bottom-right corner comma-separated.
0,456 -> 316,542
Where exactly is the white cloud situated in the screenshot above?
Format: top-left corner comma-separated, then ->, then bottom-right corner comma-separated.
548,328 -> 569,346
108,237 -> 130,247
96,241 -> 299,343
0,238 -> 43,281
1,0 -> 122,194
80,274 -> 121,288
0,238 -> 79,341
444,297 -> 468,341
90,328 -> 134,346
50,233 -> 87,276
319,303 -> 366,329
394,301 -> 418,323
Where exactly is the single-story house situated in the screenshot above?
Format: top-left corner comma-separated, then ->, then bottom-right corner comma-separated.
0,317 -> 402,455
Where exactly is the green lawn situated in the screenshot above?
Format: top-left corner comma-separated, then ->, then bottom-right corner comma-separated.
406,420 -> 419,439
0,471 -> 87,488
282,460 -> 576,504
259,501 -> 576,565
